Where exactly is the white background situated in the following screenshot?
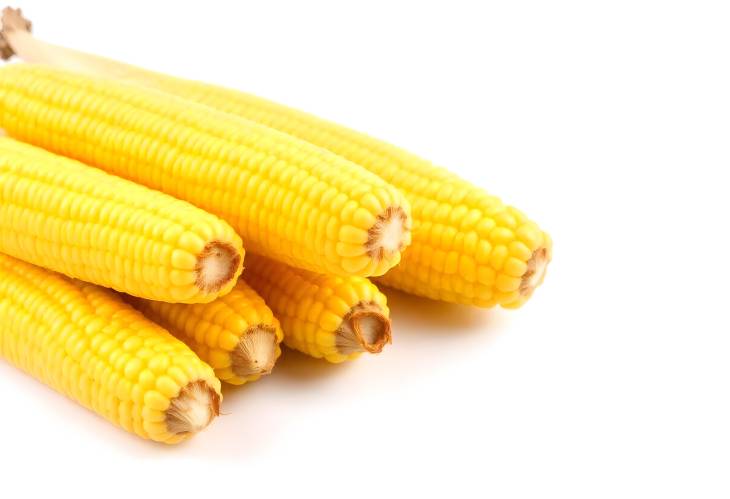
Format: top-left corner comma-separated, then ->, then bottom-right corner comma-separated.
1,1 -> 728,497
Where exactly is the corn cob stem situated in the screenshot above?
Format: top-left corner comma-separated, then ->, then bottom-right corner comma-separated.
336,302 -> 391,355
166,380 -> 220,435
0,7 -> 27,60
1,7 -> 148,82
196,242 -> 241,293
231,325 -> 279,376
520,247 -> 549,297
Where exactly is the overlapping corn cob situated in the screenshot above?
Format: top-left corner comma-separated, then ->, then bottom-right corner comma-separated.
0,137 -> 243,303
243,253 -> 391,363
184,85 -> 552,307
126,280 -> 283,385
0,63 -> 412,279
0,8 -> 549,307
0,253 -> 222,444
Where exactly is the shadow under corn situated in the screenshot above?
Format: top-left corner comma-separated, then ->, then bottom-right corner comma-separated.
382,287 -> 501,336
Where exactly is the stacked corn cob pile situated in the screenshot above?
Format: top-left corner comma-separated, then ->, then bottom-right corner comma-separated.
0,7 -> 551,444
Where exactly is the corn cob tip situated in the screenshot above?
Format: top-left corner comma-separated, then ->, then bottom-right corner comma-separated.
367,206 -> 410,263
231,324 -> 279,377
165,380 -> 221,435
519,247 -> 550,298
195,242 -> 242,294
0,6 -> 30,60
336,302 -> 392,355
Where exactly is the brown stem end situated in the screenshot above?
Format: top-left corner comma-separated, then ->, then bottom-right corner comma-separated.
0,7 -> 31,60
519,247 -> 549,296
195,241 -> 241,294
366,206 -> 410,260
165,380 -> 220,436
231,324 -> 279,377
336,302 -> 392,355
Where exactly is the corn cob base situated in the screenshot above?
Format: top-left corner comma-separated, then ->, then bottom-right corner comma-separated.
194,242 -> 242,294
334,302 -> 391,355
230,324 -> 280,377
165,380 -> 220,435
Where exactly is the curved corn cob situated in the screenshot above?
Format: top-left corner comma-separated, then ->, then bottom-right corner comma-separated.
0,63 -> 412,278
0,9 -> 548,307
243,253 -> 391,363
0,137 -> 243,303
127,280 -> 283,385
0,253 -> 222,444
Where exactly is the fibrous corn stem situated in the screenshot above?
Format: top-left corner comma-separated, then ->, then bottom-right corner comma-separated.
335,302 -> 392,355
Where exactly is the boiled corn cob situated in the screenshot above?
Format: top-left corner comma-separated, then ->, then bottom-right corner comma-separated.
0,65 -> 411,279
243,253 -> 391,363
0,253 -> 222,444
0,7 -> 549,307
0,137 -> 243,303
126,280 -> 283,385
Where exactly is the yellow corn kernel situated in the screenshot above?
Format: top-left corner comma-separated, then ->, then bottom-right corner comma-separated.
0,64 -> 411,278
127,280 -> 283,385
242,253 -> 391,363
0,137 -> 243,303
0,253 -> 221,443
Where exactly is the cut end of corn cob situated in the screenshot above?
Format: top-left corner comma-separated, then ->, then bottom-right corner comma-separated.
336,302 -> 392,355
231,324 -> 279,377
367,206 -> 411,263
196,242 -> 242,294
0,7 -> 29,60
520,247 -> 549,298
165,380 -> 221,435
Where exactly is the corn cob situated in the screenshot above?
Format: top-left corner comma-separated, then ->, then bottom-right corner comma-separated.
0,7 -> 549,307
0,253 -> 222,444
126,280 -> 283,385
0,62 -> 411,279
0,137 -> 243,303
242,253 -> 391,363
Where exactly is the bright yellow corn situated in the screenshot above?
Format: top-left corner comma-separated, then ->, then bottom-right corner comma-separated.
0,137 -> 243,303
0,253 -> 222,444
145,82 -> 552,308
242,253 -> 391,363
126,280 -> 283,385
1,10 -> 550,306
0,36 -> 548,308
0,64 -> 412,278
